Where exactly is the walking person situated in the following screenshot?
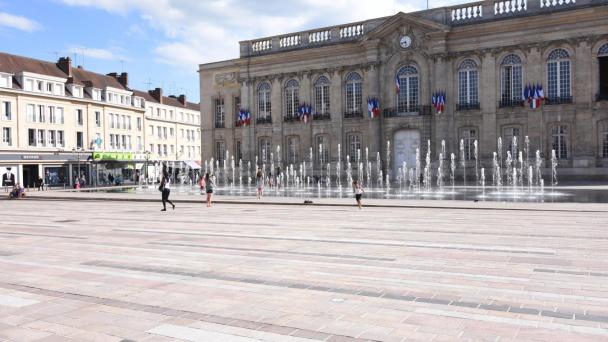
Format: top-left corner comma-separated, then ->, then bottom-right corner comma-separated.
353,180 -> 364,209
256,170 -> 264,199
204,172 -> 215,207
159,168 -> 175,211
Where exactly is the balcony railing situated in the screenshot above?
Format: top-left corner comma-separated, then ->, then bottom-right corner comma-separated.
344,111 -> 363,119
383,105 -> 431,117
313,113 -> 331,121
545,96 -> 573,105
214,122 -> 225,129
499,99 -> 524,108
456,102 -> 480,111
283,116 -> 299,123
596,93 -> 608,102
256,116 -> 272,125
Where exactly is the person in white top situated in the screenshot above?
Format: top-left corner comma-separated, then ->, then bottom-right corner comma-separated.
159,167 -> 175,211
353,180 -> 364,210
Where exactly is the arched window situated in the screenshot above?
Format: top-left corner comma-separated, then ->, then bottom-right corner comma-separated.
547,49 -> 571,102
500,54 -> 523,106
284,79 -> 299,119
345,72 -> 362,116
257,82 -> 271,120
598,44 -> 608,101
396,66 -> 419,113
458,59 -> 479,110
314,76 -> 330,116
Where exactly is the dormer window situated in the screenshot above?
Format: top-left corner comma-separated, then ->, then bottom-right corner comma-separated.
46,82 -> 53,93
0,73 -> 12,88
37,80 -> 43,92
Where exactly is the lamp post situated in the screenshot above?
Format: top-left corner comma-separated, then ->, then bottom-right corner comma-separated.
72,147 -> 83,186
144,150 -> 151,185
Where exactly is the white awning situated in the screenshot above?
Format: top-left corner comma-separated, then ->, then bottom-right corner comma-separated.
184,160 -> 201,169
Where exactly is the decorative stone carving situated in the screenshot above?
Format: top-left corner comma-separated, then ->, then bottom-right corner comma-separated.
215,72 -> 238,85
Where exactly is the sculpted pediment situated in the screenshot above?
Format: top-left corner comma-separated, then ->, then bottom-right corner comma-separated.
363,12 -> 450,60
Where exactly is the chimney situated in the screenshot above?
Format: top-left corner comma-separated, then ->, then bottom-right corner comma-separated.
178,94 -> 187,106
57,57 -> 72,77
107,72 -> 118,78
118,72 -> 128,88
150,87 -> 163,103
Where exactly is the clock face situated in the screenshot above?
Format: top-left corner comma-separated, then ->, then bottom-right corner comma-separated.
400,35 -> 412,49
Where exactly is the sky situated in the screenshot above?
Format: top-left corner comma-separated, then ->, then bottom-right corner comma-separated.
0,0 -> 473,102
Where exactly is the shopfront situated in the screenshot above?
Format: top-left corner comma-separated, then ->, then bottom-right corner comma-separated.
92,151 -> 146,186
0,152 -> 90,190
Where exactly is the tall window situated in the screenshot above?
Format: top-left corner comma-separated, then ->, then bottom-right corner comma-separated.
215,141 -> 225,162
26,104 -> 35,122
76,109 -> 83,126
397,66 -> 419,113
315,76 -> 330,115
602,129 -> 608,158
57,131 -> 64,147
28,129 -> 36,146
234,96 -> 241,124
598,43 -> 608,100
236,141 -> 242,164
316,135 -> 329,164
214,98 -> 225,128
2,127 -> 11,146
2,101 -> 11,120
287,136 -> 299,164
347,134 -> 362,162
259,137 -> 271,163
284,79 -> 299,119
48,130 -> 56,146
95,111 -> 101,127
461,128 -> 477,161
458,59 -> 479,108
48,106 -> 56,124
500,54 -> 523,105
38,105 -> 45,123
37,129 -> 45,146
57,107 -> 64,124
503,126 -> 521,157
547,49 -> 571,101
345,72 -> 362,115
551,125 -> 568,159
76,132 -> 83,149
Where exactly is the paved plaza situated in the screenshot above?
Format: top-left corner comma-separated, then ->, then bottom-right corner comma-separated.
1,195 -> 608,342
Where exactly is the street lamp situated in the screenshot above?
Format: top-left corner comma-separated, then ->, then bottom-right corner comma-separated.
144,150 -> 151,185
72,147 -> 83,186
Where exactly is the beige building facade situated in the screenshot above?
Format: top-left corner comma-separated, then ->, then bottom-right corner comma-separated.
0,53 -> 200,188
199,0 -> 608,180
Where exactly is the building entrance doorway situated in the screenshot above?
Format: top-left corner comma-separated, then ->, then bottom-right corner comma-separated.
22,165 -> 39,188
393,130 -> 420,177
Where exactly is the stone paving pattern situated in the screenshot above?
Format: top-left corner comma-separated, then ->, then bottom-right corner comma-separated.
0,194 -> 608,341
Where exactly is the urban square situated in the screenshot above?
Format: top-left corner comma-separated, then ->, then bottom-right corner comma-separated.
1,0 -> 608,341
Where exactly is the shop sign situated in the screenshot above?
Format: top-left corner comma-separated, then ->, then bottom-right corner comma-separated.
92,152 -> 133,161
21,155 -> 41,160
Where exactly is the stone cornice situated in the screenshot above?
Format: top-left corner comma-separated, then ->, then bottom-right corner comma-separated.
432,34 -> 608,60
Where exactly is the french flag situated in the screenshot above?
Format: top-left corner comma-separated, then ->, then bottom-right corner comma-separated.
372,99 -> 380,118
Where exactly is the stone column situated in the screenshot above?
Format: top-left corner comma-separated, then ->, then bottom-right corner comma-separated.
240,81 -> 253,163
573,40 -> 594,166
526,46 -> 543,156
330,70 -> 344,163
480,51 -> 497,161
271,77 -> 283,155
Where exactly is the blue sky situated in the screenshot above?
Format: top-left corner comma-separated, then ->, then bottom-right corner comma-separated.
0,0 -> 470,102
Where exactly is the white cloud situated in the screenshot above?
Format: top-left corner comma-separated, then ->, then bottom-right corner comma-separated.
67,46 -> 129,62
0,12 -> 40,32
59,0 -> 477,67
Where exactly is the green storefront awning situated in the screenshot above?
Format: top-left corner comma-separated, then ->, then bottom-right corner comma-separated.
92,152 -> 134,161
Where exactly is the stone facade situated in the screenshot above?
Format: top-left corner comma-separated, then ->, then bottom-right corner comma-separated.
199,0 -> 608,180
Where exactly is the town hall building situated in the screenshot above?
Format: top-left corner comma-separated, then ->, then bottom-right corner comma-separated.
199,0 -> 608,180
